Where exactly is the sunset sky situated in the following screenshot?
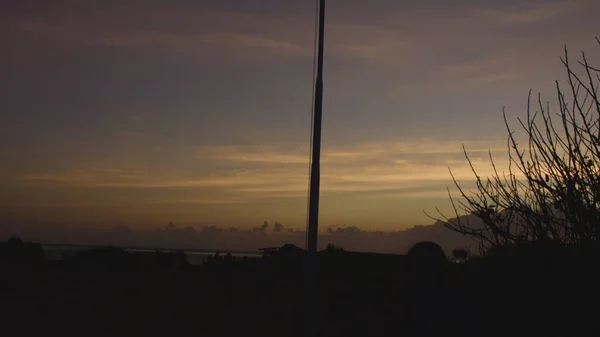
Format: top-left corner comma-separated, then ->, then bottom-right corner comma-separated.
2,0 -> 600,233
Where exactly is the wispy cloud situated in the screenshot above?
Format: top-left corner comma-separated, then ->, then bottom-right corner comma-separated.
115,130 -> 145,142
440,56 -> 521,85
327,24 -> 407,62
197,145 -> 310,164
476,0 -> 591,25
101,31 -> 307,56
8,1 -> 313,60
471,73 -> 518,84
198,138 -> 507,163
20,138 -> 514,204
16,17 -> 307,58
8,5 -> 414,63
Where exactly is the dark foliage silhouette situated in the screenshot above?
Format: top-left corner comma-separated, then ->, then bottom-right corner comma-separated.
451,247 -> 470,262
403,241 -> 455,333
323,243 -> 345,253
2,237 -> 600,336
406,241 -> 446,265
73,245 -> 132,272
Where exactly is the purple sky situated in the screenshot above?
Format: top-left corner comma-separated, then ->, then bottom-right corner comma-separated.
1,0 -> 599,239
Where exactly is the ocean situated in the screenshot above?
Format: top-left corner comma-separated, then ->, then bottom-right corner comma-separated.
42,244 -> 262,265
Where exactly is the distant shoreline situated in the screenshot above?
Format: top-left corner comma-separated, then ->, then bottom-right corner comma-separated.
41,243 -> 262,256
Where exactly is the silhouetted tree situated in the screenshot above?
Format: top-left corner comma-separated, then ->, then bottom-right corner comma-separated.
7,236 -> 23,245
323,244 -> 345,253
407,241 -> 447,270
74,245 -> 131,272
433,38 -> 600,253
404,241 -> 450,332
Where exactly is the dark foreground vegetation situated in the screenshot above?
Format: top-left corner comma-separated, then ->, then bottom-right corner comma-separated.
2,237 -> 599,337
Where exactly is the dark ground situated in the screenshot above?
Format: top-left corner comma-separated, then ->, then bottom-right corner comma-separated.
1,241 -> 599,337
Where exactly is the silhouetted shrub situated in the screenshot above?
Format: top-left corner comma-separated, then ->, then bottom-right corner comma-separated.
407,241 -> 446,264
154,250 -> 189,270
406,241 -> 447,280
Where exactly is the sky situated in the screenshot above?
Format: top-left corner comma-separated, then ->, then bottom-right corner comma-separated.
1,0 -> 600,244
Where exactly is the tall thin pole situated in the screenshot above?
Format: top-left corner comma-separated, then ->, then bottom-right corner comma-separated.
306,0 -> 325,336
308,0 -> 325,252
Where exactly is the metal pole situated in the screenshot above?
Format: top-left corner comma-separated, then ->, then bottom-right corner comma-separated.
306,0 -> 325,336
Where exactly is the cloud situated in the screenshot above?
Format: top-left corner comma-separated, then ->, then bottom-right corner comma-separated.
7,0 -> 593,88
115,130 -> 145,142
2,217 -> 480,255
19,137 -> 517,206
9,4 -> 311,60
476,0 -> 591,25
273,222 -> 285,233
327,225 -> 362,235
440,56 -> 522,86
252,221 -> 269,234
470,73 -> 518,84
100,31 -> 306,57
4,3 -> 424,64
327,24 -> 407,62
15,17 -> 306,58
199,33 -> 304,53
197,145 -> 309,164
198,138 -> 507,163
